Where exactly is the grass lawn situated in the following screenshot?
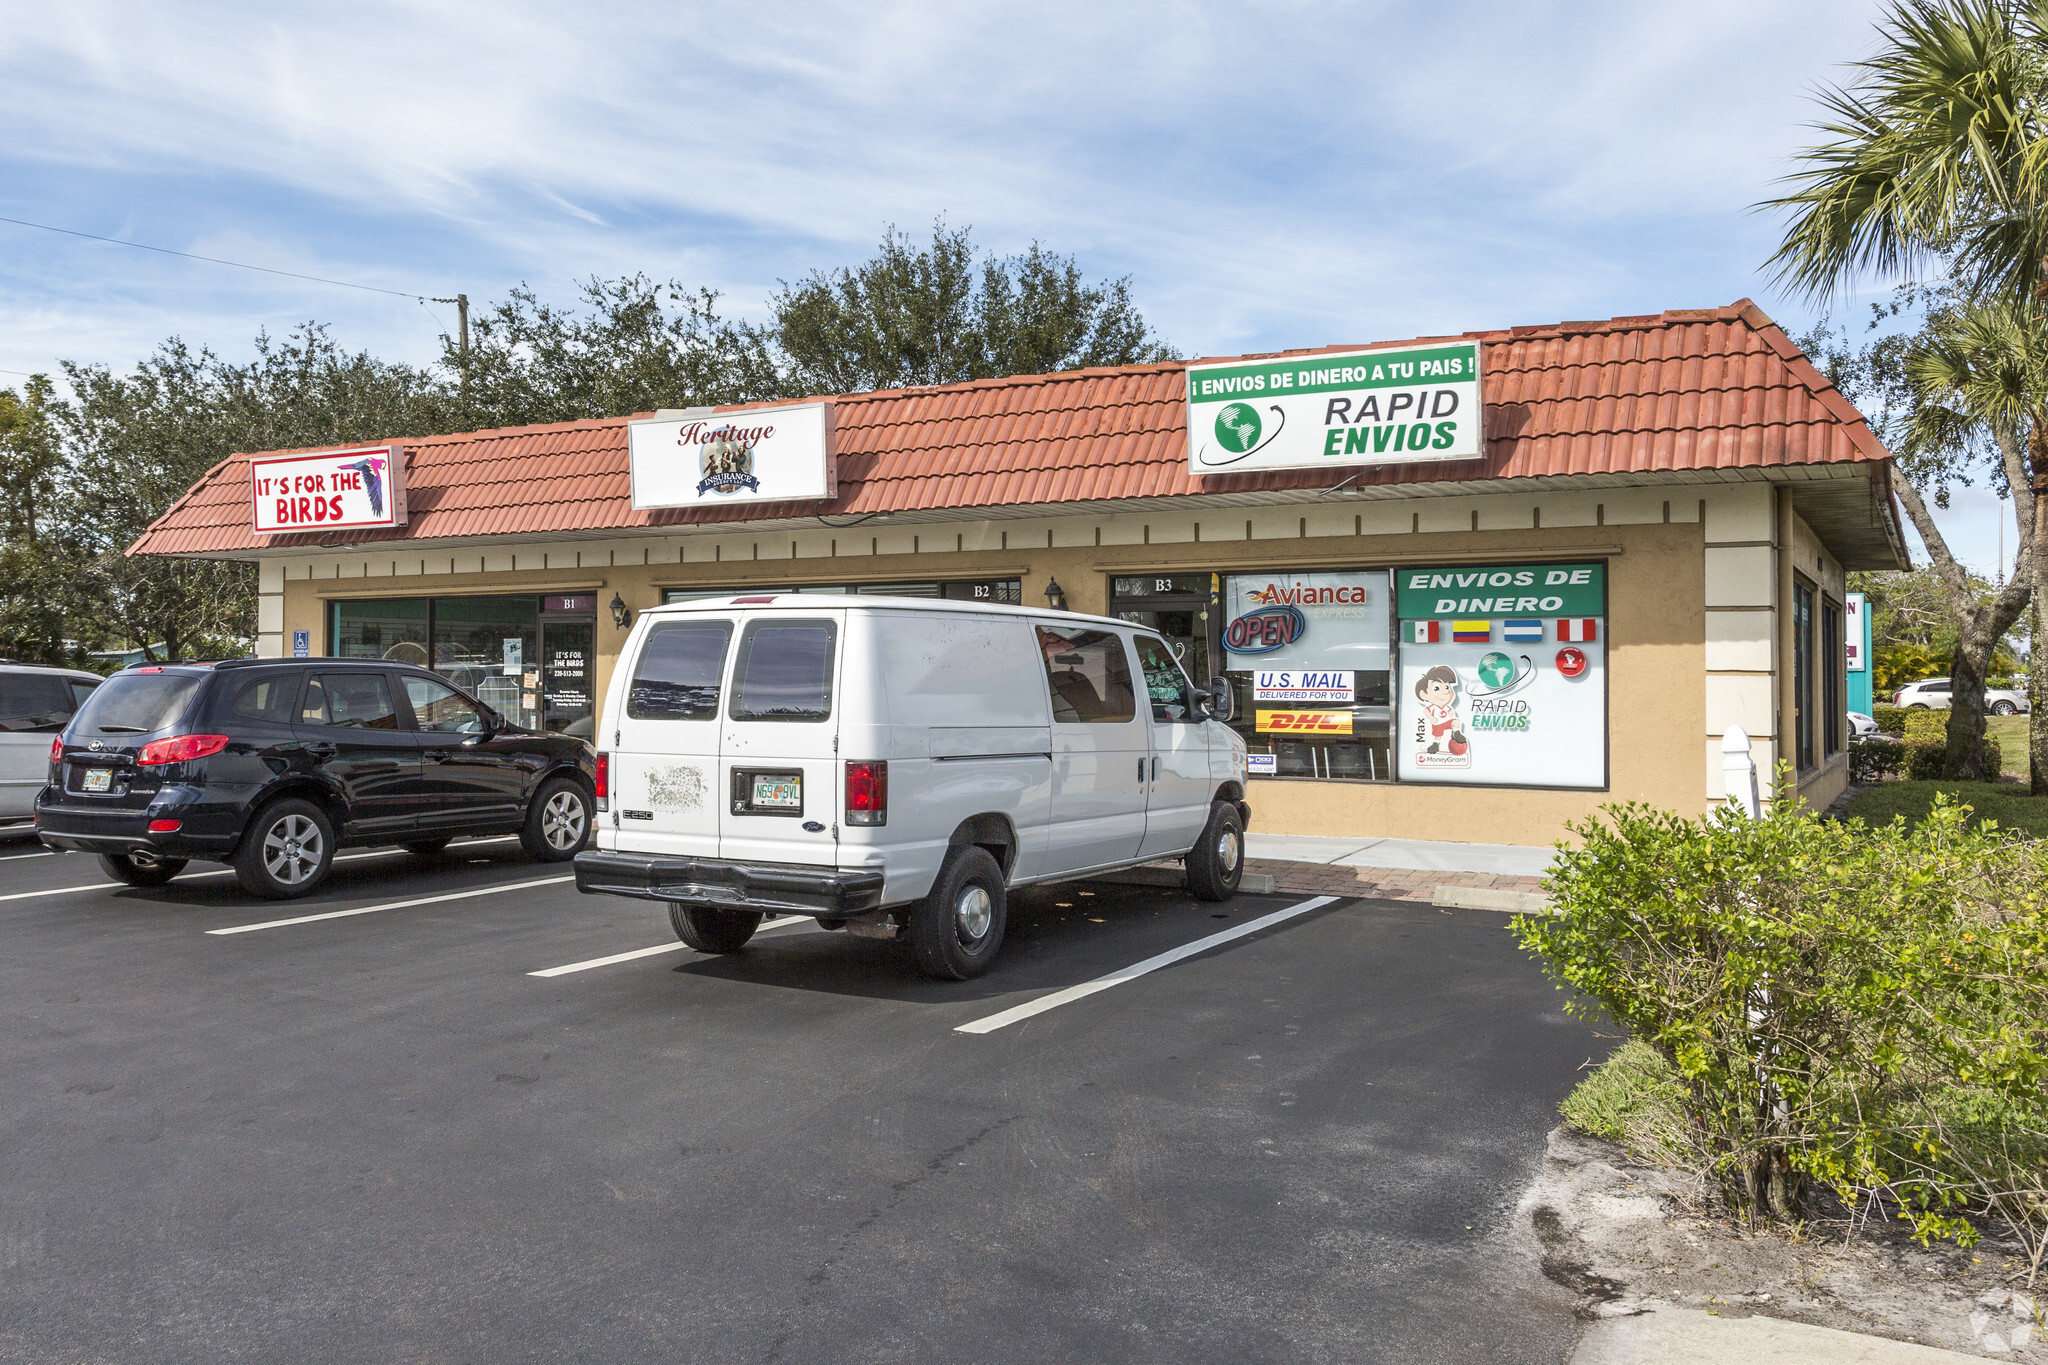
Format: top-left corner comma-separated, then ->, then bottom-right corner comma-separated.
1847,779 -> 2048,837
1988,712 -> 2030,779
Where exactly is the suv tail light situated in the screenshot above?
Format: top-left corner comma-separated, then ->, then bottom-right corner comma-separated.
594,752 -> 609,811
49,736 -> 63,763
136,734 -> 231,766
845,760 -> 887,826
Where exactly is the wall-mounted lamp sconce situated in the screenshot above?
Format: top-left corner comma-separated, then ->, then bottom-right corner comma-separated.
1044,577 -> 1068,612
609,592 -> 632,629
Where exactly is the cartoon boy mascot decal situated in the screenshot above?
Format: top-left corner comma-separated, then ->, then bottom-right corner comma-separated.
1411,664 -> 1471,769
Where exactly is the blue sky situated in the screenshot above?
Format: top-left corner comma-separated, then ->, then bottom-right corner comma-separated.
0,0 -> 2017,579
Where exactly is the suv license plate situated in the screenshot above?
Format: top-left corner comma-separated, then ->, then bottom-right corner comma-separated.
751,775 -> 801,809
82,769 -> 113,793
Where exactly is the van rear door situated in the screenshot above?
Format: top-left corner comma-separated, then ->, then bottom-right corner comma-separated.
720,612 -> 844,868
609,615 -> 735,858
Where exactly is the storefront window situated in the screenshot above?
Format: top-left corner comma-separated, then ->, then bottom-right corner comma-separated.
1794,579 -> 1815,771
331,598 -> 428,663
1111,575 -> 1212,702
1219,571 -> 1392,780
433,596 -> 540,729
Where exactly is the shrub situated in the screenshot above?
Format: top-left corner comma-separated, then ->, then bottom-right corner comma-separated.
1561,1040 -> 1699,1170
1872,705 -> 1908,735
1516,788 -> 2048,1250
1850,734 -> 1905,783
1904,736 -> 2001,780
1902,710 -> 1946,742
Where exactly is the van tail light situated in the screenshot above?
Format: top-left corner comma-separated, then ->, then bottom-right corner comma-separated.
594,752 -> 610,812
50,737 -> 63,763
136,734 -> 231,766
845,760 -> 887,826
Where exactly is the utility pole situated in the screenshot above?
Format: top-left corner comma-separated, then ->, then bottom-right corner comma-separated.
433,293 -> 471,397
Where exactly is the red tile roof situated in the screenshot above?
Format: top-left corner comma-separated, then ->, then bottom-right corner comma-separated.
133,299 -> 1893,558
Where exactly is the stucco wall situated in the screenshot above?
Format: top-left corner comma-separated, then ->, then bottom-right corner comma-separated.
264,483 -> 1787,847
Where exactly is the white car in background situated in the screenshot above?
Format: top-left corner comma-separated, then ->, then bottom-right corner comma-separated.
1848,711 -> 1878,739
1894,677 -> 2031,715
0,663 -> 104,825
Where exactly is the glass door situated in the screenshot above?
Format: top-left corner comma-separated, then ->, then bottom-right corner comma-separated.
540,618 -> 596,738
1110,574 -> 1212,685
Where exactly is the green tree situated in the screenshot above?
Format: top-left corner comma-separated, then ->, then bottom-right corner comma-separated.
444,275 -> 779,428
1767,0 -> 2048,791
755,221 -> 1176,396
1804,305 -> 2034,776
56,326 -> 454,660
0,376 -> 83,665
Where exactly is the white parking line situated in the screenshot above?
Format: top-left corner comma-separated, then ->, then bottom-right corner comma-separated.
208,875 -> 575,936
954,896 -> 1341,1035
0,836 -> 524,905
529,916 -> 817,977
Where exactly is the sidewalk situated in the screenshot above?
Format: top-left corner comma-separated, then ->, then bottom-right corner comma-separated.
1244,832 -> 1555,909
1574,1304 -> 1988,1363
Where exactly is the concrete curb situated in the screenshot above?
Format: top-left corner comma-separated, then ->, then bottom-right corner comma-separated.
1088,865 -> 1278,896
1431,884 -> 1551,914
1573,1303 -> 1988,1364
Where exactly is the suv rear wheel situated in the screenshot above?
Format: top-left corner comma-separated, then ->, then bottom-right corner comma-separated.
234,798 -> 335,899
910,846 -> 1007,980
669,903 -> 761,953
520,776 -> 590,862
98,852 -> 187,887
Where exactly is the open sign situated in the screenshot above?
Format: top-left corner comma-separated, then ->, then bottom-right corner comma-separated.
1224,605 -> 1306,654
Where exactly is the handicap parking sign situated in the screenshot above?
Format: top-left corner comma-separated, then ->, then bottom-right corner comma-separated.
292,630 -> 310,658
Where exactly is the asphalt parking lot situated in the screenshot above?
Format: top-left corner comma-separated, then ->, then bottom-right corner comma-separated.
0,830 -> 1602,1364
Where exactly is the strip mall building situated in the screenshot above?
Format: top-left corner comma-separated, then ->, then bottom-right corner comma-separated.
135,300 -> 1905,847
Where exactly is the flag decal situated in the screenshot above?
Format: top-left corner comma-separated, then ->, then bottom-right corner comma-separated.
1406,620 -> 1440,644
1451,619 -> 1491,643
1502,619 -> 1543,643
1557,618 -> 1598,643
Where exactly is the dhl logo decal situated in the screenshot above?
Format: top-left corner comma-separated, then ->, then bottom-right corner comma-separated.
1254,709 -> 1354,735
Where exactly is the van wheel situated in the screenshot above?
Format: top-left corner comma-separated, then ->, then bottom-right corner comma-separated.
98,852 -> 187,887
520,777 -> 591,861
234,799 -> 335,899
911,847 -> 1007,980
1185,801 -> 1245,902
669,903 -> 761,953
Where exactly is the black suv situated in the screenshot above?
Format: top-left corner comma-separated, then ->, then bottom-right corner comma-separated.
36,659 -> 597,898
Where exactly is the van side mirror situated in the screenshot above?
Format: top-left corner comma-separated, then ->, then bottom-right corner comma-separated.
1204,677 -> 1234,723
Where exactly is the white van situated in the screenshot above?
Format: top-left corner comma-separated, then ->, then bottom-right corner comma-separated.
574,595 -> 1251,978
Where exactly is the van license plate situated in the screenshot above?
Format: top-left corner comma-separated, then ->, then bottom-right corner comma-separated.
752,775 -> 801,809
82,769 -> 112,793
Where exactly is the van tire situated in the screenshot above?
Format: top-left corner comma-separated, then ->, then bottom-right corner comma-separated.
669,903 -> 761,953
233,798 -> 335,899
1185,801 -> 1245,902
521,777 -> 591,862
98,852 -> 187,887
911,847 -> 1007,980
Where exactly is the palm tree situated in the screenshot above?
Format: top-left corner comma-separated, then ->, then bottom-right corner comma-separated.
1901,298 -> 2041,779
1766,0 -> 2048,793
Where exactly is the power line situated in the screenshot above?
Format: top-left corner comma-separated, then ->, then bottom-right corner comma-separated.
0,213 -> 431,301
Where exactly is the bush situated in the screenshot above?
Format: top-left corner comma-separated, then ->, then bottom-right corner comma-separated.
1561,1040 -> 1698,1169
1872,705 -> 1908,735
1904,736 -> 2001,780
1516,789 -> 2048,1250
1902,710 -> 1946,742
1850,734 -> 1905,783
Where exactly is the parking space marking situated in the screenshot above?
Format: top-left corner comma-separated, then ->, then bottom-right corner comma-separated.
529,916 -> 818,977
206,875 -> 575,936
955,896 -> 1341,1035
0,837 -> 525,905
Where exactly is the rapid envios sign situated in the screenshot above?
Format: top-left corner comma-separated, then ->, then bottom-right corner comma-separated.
250,446 -> 407,534
1186,340 -> 1483,475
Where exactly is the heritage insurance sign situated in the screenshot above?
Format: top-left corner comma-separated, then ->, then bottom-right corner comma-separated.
628,402 -> 834,510
1186,340 -> 1483,475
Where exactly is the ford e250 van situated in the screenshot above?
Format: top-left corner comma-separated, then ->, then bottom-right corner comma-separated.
573,595 -> 1251,979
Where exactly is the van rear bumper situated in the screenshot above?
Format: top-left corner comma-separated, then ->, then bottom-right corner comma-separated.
573,850 -> 887,918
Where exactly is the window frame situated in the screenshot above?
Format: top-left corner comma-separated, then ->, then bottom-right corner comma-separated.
1822,596 -> 1843,758
1792,577 -> 1816,772
727,618 -> 839,724
1035,624 -> 1139,725
626,619 -> 736,722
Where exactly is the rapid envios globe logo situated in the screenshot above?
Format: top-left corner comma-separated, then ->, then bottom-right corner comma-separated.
1214,402 -> 1262,454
